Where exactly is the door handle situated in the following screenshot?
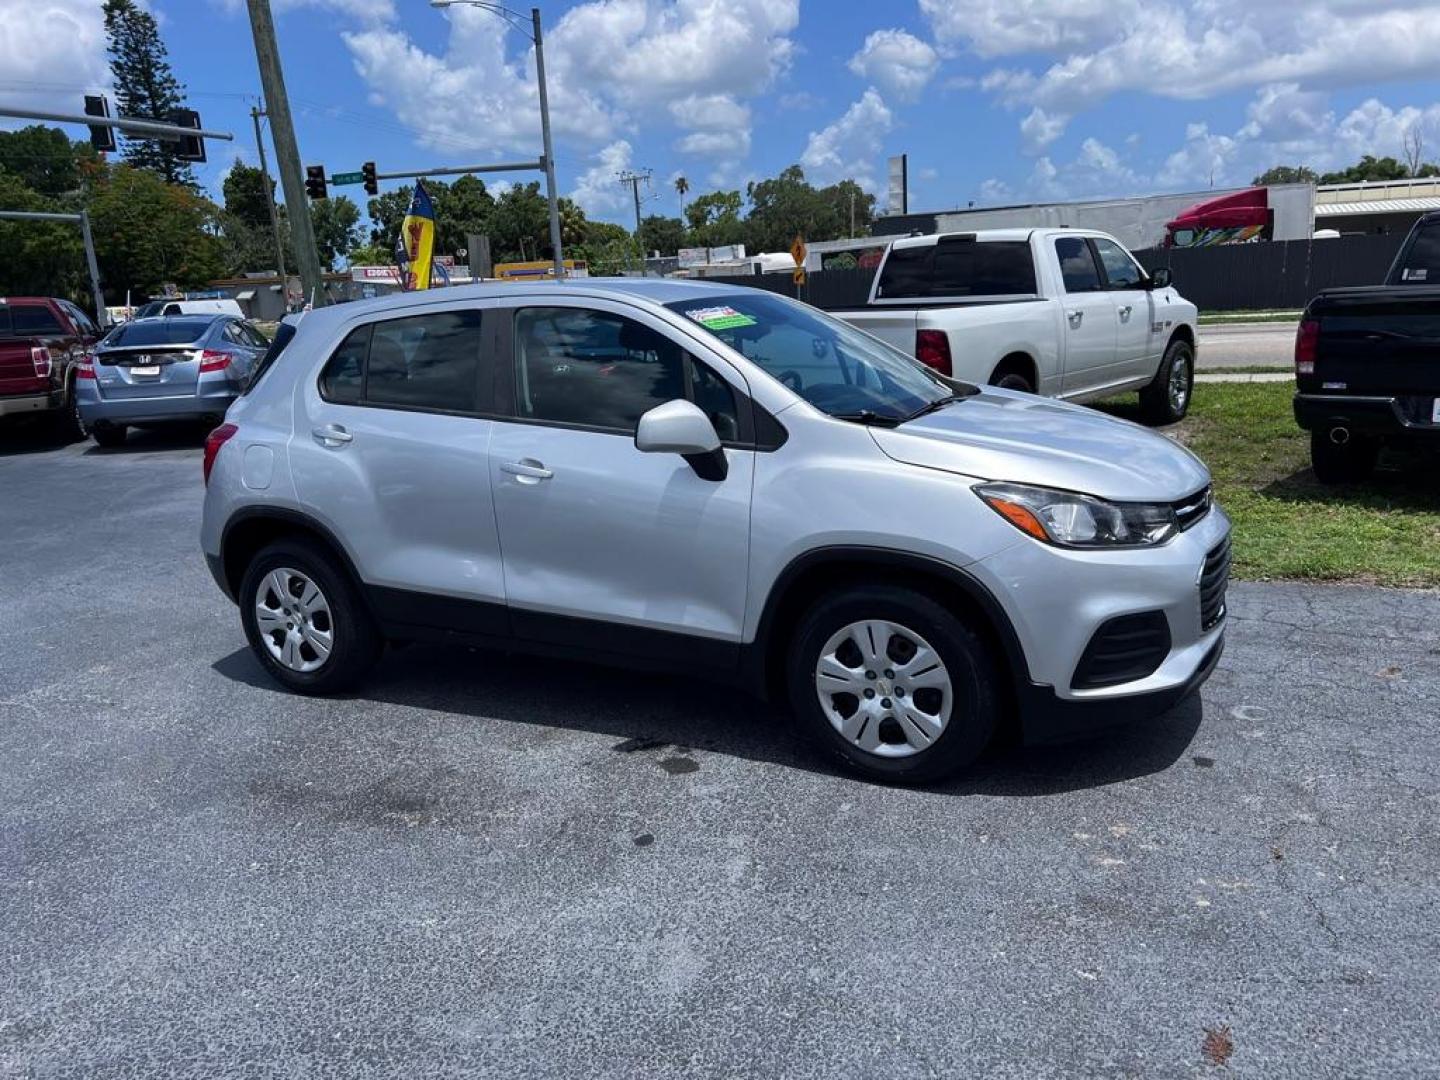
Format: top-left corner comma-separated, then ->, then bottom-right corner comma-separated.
1118,304 -> 1133,319
502,458 -> 553,482
312,424 -> 352,446
1068,310 -> 1083,328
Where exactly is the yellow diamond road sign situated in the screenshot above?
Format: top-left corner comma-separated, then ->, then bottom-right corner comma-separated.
790,234 -> 807,267
793,268 -> 806,286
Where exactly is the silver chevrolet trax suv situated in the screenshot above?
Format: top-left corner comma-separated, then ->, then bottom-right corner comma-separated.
202,280 -> 1229,784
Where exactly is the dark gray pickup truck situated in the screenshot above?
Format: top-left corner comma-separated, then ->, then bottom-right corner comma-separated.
1294,212 -> 1440,482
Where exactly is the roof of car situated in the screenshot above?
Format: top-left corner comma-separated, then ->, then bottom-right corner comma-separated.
293,277 -> 763,333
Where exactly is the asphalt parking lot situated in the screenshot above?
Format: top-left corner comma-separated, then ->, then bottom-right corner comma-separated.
2,425 -> 1438,1079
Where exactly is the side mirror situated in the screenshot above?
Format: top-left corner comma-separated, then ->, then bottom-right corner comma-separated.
1148,268 -> 1172,289
635,399 -> 727,481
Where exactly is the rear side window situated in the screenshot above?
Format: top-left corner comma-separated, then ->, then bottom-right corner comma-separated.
1395,224 -> 1440,284
8,304 -> 64,336
1093,238 -> 1144,289
245,320 -> 298,395
1055,237 -> 1104,292
876,240 -> 1036,299
317,310 -> 484,413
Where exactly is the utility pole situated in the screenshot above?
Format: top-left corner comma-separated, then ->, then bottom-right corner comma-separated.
250,104 -> 287,283
617,168 -> 652,271
245,0 -> 325,308
532,7 -> 564,280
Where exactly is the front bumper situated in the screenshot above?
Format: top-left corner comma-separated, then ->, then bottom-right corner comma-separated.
0,391 -> 61,418
965,503 -> 1231,742
1294,392 -> 1440,440
77,391 -> 237,426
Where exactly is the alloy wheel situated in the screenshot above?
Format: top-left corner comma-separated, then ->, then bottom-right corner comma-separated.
1168,350 -> 1191,414
254,567 -> 333,672
814,619 -> 953,758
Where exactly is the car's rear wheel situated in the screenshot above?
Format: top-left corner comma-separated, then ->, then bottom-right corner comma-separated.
1140,338 -> 1194,425
787,585 -> 1001,784
239,538 -> 382,694
1310,429 -> 1378,484
91,423 -> 127,448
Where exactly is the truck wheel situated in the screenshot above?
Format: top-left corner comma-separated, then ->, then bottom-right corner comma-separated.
1310,429 -> 1377,484
786,585 -> 1001,784
1140,338 -> 1194,425
46,378 -> 87,443
992,372 -> 1034,393
91,424 -> 127,449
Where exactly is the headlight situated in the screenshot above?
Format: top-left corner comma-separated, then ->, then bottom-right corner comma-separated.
976,482 -> 1177,548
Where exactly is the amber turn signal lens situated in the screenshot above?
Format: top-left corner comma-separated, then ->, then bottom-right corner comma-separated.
983,496 -> 1049,541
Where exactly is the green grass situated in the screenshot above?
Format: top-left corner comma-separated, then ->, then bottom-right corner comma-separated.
1194,364 -> 1291,374
1096,383 -> 1440,587
1197,310 -> 1302,324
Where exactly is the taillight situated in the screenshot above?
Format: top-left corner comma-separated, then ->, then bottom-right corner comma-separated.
1295,319 -> 1319,376
199,349 -> 234,373
30,346 -> 52,378
75,356 -> 96,380
916,329 -> 952,376
203,422 -> 238,485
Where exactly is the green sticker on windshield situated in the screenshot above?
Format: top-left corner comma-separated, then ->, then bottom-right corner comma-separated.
686,305 -> 756,330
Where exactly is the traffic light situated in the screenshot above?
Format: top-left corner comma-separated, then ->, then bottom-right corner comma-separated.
170,109 -> 206,163
83,95 -> 116,153
305,165 -> 327,200
362,161 -> 378,197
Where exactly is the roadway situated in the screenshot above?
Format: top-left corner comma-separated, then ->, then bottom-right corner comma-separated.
1196,321 -> 1297,371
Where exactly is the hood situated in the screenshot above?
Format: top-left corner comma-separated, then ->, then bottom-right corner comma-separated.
870,389 -> 1210,502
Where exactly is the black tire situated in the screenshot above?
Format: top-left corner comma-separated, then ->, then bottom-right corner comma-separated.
91,424 -> 127,448
992,370 -> 1034,393
1139,338 -> 1194,425
786,585 -> 1001,784
238,537 -> 382,695
1310,429 -> 1378,485
47,379 -> 87,443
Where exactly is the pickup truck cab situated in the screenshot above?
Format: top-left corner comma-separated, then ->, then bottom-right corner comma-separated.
1294,212 -> 1440,483
833,229 -> 1199,424
0,296 -> 101,437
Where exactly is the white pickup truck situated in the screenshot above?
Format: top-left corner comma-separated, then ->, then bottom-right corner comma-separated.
833,228 -> 1199,424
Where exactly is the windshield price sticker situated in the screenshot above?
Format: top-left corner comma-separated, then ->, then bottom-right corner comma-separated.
686,305 -> 757,330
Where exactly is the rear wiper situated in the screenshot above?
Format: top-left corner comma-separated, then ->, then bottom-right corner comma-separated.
830,409 -> 901,427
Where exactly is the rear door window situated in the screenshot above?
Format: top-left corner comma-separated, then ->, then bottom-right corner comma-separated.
316,309 -> 485,413
1396,224 -> 1440,284
1055,237 -> 1104,292
1092,238 -> 1144,289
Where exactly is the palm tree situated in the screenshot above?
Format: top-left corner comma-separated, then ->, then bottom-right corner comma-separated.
674,175 -> 689,212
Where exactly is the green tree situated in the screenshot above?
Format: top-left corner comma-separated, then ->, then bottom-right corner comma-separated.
431,175 -> 495,253
818,179 -> 875,236
222,163 -> 276,231
638,214 -> 686,256
103,0 -> 196,187
346,241 -> 392,266
88,165 -> 225,300
311,195 -> 362,270
744,165 -> 840,253
366,186 -> 413,246
1319,155 -> 1411,185
489,181 -> 551,262
683,189 -> 745,248
0,126 -> 98,197
1251,165 -> 1320,186
0,173 -> 87,302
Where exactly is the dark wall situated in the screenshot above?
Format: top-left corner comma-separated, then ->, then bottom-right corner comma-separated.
704,234 -> 1406,314
1135,234 -> 1405,310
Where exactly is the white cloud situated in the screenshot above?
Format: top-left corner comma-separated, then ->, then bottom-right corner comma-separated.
669,94 -> 750,158
569,139 -> 635,217
847,29 -> 939,103
933,1 -> 1440,150
800,88 -> 894,192
1019,107 -> 1067,154
0,0 -> 109,115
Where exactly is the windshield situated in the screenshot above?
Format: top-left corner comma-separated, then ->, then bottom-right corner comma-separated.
1393,223 -> 1440,285
103,317 -> 215,347
666,292 -> 954,422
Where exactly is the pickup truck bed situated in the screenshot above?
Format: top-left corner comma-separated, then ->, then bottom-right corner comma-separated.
1293,213 -> 1440,482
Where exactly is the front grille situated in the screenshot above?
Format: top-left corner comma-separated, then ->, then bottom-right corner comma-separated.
1199,537 -> 1231,631
1072,611 -> 1172,690
1173,485 -> 1213,531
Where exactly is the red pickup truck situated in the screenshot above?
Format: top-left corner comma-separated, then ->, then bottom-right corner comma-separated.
0,297 -> 102,437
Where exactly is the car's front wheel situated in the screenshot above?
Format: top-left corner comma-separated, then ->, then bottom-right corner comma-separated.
238,538 -> 382,694
787,585 -> 1001,784
1140,338 -> 1194,425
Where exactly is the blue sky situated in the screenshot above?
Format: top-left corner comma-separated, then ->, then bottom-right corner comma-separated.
7,1 -> 1440,229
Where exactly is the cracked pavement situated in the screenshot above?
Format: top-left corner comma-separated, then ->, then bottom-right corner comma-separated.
2,429 -> 1438,1078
